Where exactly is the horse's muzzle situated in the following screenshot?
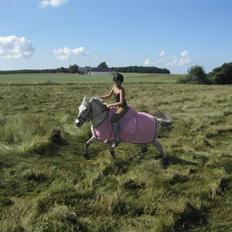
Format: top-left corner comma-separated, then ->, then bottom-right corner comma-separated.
75,118 -> 82,127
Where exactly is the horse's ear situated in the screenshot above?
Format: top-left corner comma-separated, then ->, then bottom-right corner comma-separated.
83,96 -> 88,103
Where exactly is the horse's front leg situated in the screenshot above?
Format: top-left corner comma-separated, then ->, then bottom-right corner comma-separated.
85,135 -> 96,159
108,143 -> 116,159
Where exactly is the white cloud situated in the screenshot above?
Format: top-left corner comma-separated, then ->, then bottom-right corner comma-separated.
40,0 -> 68,8
144,58 -> 150,65
0,35 -> 35,59
159,50 -> 165,57
53,46 -> 91,60
153,50 -> 191,67
178,50 -> 191,66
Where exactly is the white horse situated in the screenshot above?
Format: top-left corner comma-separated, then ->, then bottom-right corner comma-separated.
75,97 -> 172,165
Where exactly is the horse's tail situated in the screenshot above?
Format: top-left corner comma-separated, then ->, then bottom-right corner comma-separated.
152,111 -> 172,127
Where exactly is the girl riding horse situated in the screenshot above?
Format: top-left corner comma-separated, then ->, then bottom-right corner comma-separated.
98,73 -> 128,148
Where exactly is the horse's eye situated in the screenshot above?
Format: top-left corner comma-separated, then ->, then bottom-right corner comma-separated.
85,109 -> 88,112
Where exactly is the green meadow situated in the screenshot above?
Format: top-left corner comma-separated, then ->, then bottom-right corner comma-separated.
0,73 -> 177,84
0,73 -> 232,231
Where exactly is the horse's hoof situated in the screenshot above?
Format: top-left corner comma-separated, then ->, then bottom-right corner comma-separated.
84,154 -> 90,160
111,152 -> 116,159
141,147 -> 148,153
110,151 -> 116,159
161,157 -> 169,169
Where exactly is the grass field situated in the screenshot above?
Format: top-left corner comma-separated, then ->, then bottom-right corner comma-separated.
0,73 -> 178,84
0,73 -> 232,231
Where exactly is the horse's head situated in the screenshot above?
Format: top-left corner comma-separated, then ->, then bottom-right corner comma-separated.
75,96 -> 91,127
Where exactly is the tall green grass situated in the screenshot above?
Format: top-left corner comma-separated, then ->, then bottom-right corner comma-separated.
0,78 -> 232,231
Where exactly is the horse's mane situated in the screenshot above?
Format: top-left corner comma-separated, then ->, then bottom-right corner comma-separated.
89,97 -> 104,106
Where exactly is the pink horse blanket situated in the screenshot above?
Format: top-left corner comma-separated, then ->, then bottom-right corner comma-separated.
91,107 -> 157,144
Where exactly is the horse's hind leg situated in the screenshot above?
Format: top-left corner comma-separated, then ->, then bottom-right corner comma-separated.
153,139 -> 165,158
153,139 -> 168,168
153,119 -> 168,168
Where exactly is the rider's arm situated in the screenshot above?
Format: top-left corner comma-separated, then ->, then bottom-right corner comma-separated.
98,86 -> 114,100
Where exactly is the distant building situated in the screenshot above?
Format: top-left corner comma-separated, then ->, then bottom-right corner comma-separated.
76,67 -> 113,75
90,67 -> 113,75
78,67 -> 88,74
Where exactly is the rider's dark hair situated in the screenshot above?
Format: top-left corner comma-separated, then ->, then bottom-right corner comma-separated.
113,73 -> 124,83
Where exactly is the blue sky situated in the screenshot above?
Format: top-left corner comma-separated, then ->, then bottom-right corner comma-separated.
0,0 -> 232,73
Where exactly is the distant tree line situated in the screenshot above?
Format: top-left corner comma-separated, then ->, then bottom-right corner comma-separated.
112,66 -> 170,74
97,62 -> 170,73
0,66 -> 74,74
0,62 -> 170,74
178,62 -> 232,85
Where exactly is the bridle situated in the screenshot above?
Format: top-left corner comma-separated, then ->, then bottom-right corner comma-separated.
78,100 -> 108,123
